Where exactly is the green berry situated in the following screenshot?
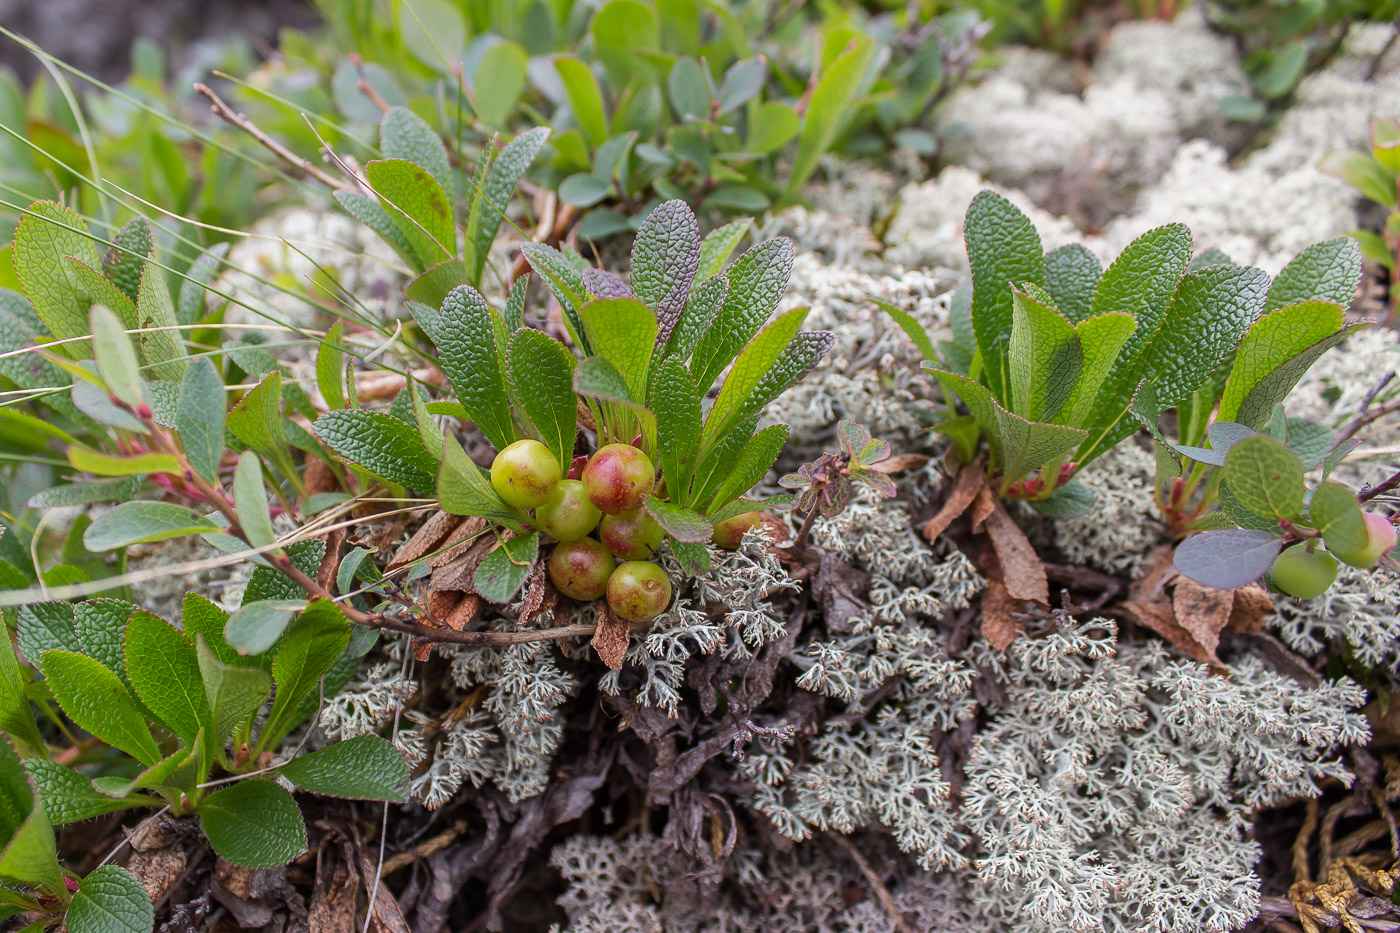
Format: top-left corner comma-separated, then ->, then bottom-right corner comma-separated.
712,511 -> 760,550
547,538 -> 615,601
606,560 -> 672,622
599,508 -> 665,560
1271,545 -> 1338,599
536,479 -> 602,542
490,439 -> 561,509
582,444 -> 655,515
1330,512 -> 1396,569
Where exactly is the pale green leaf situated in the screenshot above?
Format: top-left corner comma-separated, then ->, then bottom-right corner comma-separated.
175,357 -> 225,483
84,501 -> 218,550
198,779 -> 306,868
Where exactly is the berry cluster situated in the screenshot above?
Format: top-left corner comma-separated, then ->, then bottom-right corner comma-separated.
1271,512 -> 1397,599
489,439 -> 759,622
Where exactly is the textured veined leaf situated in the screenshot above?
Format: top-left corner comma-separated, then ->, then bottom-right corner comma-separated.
1222,434 -> 1304,521
630,200 -> 700,341
24,761 -> 151,826
124,610 -> 210,747
1062,311 -> 1135,429
702,307 -> 808,450
1218,301 -> 1345,424
662,273 -> 727,364
261,600 -> 350,748
379,106 -> 453,199
580,298 -> 657,402
1007,288 -> 1080,422
313,409 -> 439,490
195,637 -> 270,745
1311,481 -> 1368,556
650,358 -> 703,507
690,238 -> 794,393
1265,237 -> 1362,311
965,191 -> 1044,403
572,356 -> 658,443
404,258 -> 469,311
704,424 -> 789,516
468,127 -> 549,283
474,533 -> 539,603
993,401 -> 1088,486
434,285 -> 516,451
175,357 -> 226,483
177,242 -> 229,326
42,650 -> 161,766
643,496 -> 713,542
199,779 -> 306,869
12,201 -> 100,352
84,501 -> 219,550
66,864 -> 154,933
365,158 -> 455,270
103,217 -> 152,304
335,189 -> 418,268
696,220 -> 751,281
1043,243 -> 1101,323
507,330 -> 577,470
278,734 -> 408,801
134,255 -> 185,381
521,242 -> 588,350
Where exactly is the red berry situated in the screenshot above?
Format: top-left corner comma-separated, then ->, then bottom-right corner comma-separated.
606,560 -> 672,622
712,511 -> 760,550
599,508 -> 665,559
535,479 -> 602,542
582,444 -> 655,515
547,538 -> 615,601
491,439 -> 561,509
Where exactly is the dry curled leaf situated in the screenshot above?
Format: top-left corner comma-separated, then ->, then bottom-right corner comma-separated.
866,452 -> 931,475
983,495 -> 1049,605
388,510 -> 466,573
1227,584 -> 1274,633
1170,576 -> 1233,667
922,461 -> 985,542
592,603 -> 630,670
981,578 -> 1024,650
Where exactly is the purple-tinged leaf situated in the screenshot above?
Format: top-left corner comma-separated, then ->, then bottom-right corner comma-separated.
1173,528 -> 1282,589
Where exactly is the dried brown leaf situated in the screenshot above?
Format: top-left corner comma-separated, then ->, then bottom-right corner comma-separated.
430,516 -> 490,567
445,593 -> 481,632
518,562 -> 554,627
867,452 -> 930,475
923,462 -> 985,542
1228,584 -> 1274,633
981,578 -> 1024,650
302,459 -> 338,500
426,589 -> 462,627
308,857 -> 358,933
431,532 -> 499,592
316,526 -> 347,592
355,851 -> 412,933
970,483 -> 996,534
592,603 -> 630,670
983,496 -> 1049,605
1170,576 -> 1233,666
388,510 -> 466,573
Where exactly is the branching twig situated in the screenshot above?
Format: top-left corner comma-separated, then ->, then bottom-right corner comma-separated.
194,83 -> 342,189
1334,370 -> 1398,447
1358,467 -> 1400,503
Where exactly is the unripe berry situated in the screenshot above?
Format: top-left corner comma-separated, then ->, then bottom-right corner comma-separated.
606,560 -> 672,622
1330,512 -> 1397,569
1271,545 -> 1338,599
599,508 -> 665,560
582,444 -> 655,515
547,538 -> 615,601
712,511 -> 760,550
535,479 -> 602,542
490,439 -> 561,509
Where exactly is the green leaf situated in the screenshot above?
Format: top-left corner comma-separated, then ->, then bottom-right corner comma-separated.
1173,528 -> 1281,589
466,127 -> 549,284
1043,243 -> 1101,323
12,201 -> 100,351
473,533 -> 539,603
198,779 -> 306,868
690,238 -> 795,393
507,330 -> 577,470
580,298 -> 657,402
696,220 -> 751,281
182,594 -> 238,666
379,106 -> 453,200
521,243 -> 588,350
25,760 -> 151,825
263,600 -> 351,745
1322,437 -> 1361,482
593,0 -> 659,86
1267,237 -> 1363,310
68,446 -> 179,478
396,0 -> 466,72
789,38 -> 875,192
134,256 -> 184,381
631,200 -> 700,340
670,540 -> 711,575
0,634 -> 43,755
435,285 -> 516,451
227,371 -> 299,486
1008,288 -> 1080,422
124,610 -> 209,746
0,738 -> 62,894
994,401 -> 1088,486
689,413 -> 759,509
177,242 -> 228,326
1310,480 -> 1367,556
1222,434 -> 1304,522
1218,480 -> 1279,530
555,56 -> 607,149
223,600 -> 303,657
704,424 -> 789,518
473,41 -> 528,128
17,602 -> 80,670
66,864 -> 154,933
26,478 -> 137,510
316,320 -> 345,412
872,297 -> 937,363
313,409 -> 438,490
89,305 -> 145,409
42,650 -> 161,766
195,636 -> 270,745
643,496 -> 712,542
1026,480 -> 1096,516
232,451 -> 276,550
650,358 -> 703,506
663,273 -> 727,364
84,501 -> 218,551
1285,418 -> 1333,471
436,436 -> 526,528
279,734 -> 408,801
335,189 -> 418,268
175,357 -> 225,483
707,493 -> 794,525
572,356 -> 655,428
965,191 -> 1045,403
365,158 -> 454,269
1063,311 -> 1136,429
104,218 -> 152,304
1218,301 -> 1345,424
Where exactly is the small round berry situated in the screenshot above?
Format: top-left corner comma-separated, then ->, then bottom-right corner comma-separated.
547,538 -> 615,601
712,511 -> 760,550
1329,512 -> 1397,569
1271,545 -> 1338,599
599,508 -> 666,560
490,439 -> 561,510
535,479 -> 602,542
606,560 -> 672,622
582,444 -> 655,515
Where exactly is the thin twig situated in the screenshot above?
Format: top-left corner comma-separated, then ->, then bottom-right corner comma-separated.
1334,370 -> 1398,447
1358,467 -> 1400,503
194,83 -> 342,189
830,834 -> 912,933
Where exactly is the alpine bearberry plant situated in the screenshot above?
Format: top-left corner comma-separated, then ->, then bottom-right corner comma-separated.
1322,115 -> 1400,321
